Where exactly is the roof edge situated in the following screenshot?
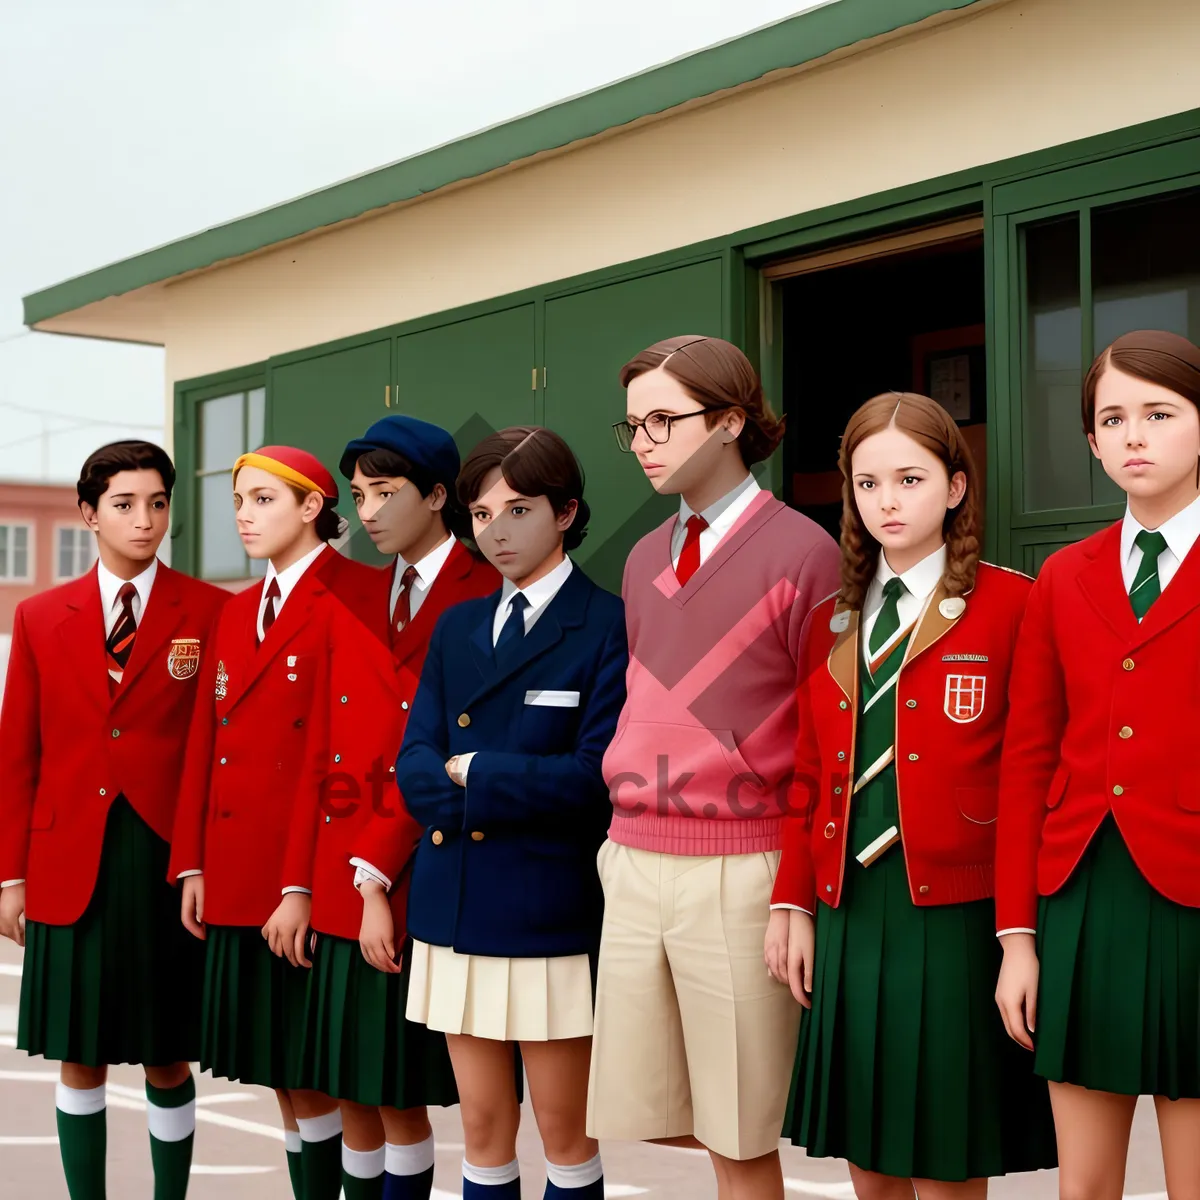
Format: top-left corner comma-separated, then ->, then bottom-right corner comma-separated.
23,0 -> 984,328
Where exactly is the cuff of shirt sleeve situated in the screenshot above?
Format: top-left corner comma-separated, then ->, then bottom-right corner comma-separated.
281,886 -> 311,896
457,751 -> 476,783
175,869 -> 202,880
770,902 -> 813,916
0,879 -> 25,889
351,859 -> 392,892
996,927 -> 1037,938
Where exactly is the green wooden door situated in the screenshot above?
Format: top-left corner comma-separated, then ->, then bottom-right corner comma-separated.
989,133 -> 1200,569
393,303 -> 537,453
269,336 -> 392,562
543,259 -> 725,593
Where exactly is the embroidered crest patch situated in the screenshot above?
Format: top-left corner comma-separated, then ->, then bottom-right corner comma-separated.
167,638 -> 200,681
944,674 -> 986,723
215,660 -> 229,700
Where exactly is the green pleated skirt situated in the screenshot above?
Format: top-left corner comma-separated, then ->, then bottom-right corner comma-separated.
201,924 -> 309,1090
18,796 -> 204,1069
1035,816 -> 1200,1099
785,845 -> 1058,1181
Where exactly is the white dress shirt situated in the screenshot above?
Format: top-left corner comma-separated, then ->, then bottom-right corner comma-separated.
671,473 -> 761,570
1119,492 -> 1200,598
353,555 -> 575,893
98,556 -> 158,636
258,542 -> 328,642
772,545 -> 947,917
389,534 -> 456,624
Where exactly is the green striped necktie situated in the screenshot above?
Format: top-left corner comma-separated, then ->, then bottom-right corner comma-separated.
1129,529 -> 1168,621
869,576 -> 905,658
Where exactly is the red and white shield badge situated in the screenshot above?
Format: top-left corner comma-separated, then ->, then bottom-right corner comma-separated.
944,674 -> 986,723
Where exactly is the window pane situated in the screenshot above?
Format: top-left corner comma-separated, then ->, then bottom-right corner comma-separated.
1093,188 -> 1200,349
200,473 -> 245,578
79,534 -> 97,576
13,526 -> 27,551
13,529 -> 28,579
200,393 -> 245,472
1022,216 -> 1088,512
0,525 -> 7,577
58,529 -> 74,578
247,387 -> 266,450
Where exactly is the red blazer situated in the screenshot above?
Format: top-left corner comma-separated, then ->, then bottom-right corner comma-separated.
168,548 -> 377,927
996,522 -> 1200,932
295,541 -> 499,942
773,563 -> 1033,914
0,563 -> 228,925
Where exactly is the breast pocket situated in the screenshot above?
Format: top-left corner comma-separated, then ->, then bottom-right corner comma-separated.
520,690 -> 583,753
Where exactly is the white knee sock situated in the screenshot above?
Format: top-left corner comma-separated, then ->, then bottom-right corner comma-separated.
462,1158 -> 520,1186
56,1082 -> 107,1116
296,1109 -> 343,1143
342,1143 -> 386,1179
546,1154 -> 604,1188
386,1135 -> 435,1175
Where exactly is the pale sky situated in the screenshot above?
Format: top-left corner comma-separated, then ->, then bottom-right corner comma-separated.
0,0 -> 830,482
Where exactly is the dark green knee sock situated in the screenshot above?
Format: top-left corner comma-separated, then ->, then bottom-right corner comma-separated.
285,1130 -> 304,1198
56,1083 -> 108,1200
299,1131 -> 344,1200
341,1143 -> 385,1200
145,1074 -> 196,1200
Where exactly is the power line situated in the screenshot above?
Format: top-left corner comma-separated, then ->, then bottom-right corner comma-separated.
0,399 -> 161,428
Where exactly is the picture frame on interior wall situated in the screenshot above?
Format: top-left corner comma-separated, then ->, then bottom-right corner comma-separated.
911,324 -> 987,425
55,524 -> 97,582
0,522 -> 35,584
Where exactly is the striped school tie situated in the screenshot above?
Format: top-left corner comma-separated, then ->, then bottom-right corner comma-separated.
258,577 -> 281,645
1129,529 -> 1168,621
105,582 -> 138,685
868,577 -> 905,661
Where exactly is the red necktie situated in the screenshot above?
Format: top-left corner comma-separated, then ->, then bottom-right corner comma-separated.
675,515 -> 708,587
259,577 -> 281,645
391,565 -> 419,649
105,582 -> 138,687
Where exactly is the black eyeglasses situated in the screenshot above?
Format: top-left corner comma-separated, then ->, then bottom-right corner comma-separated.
612,410 -> 712,453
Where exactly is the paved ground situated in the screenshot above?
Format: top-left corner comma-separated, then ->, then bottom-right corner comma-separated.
0,937 -> 1172,1198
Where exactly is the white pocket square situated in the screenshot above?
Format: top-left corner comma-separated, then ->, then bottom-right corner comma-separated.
524,689 -> 580,708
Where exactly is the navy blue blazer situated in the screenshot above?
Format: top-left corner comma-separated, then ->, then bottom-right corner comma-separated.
397,564 -> 627,958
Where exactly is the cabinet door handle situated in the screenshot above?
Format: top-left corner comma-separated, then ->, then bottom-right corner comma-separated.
385,385 -> 391,408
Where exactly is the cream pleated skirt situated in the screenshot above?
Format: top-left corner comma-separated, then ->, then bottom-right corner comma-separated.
406,940 -> 594,1042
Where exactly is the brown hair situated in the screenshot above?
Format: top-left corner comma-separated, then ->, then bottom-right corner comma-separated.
838,392 -> 981,610
1082,329 -> 1200,433
77,440 -> 175,509
457,426 -> 590,552
618,335 -> 784,465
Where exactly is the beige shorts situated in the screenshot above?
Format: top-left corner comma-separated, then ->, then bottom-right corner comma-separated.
406,939 -> 594,1042
586,840 -> 801,1161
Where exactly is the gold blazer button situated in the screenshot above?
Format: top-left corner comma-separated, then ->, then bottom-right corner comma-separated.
431,830 -> 444,845
471,831 -> 485,842
457,713 -> 471,728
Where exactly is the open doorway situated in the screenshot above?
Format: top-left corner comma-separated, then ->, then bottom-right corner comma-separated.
771,219 -> 987,540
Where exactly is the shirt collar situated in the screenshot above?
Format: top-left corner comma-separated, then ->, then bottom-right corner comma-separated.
97,556 -> 158,616
678,473 -> 761,539
874,543 -> 947,605
1121,492 -> 1200,567
396,534 -> 456,591
265,542 -> 327,605
500,555 -> 574,617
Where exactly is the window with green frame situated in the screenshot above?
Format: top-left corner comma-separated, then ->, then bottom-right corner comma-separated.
1019,184 -> 1200,515
196,386 -> 268,580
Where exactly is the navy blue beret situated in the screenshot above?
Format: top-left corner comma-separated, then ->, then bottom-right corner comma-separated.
340,415 -> 461,490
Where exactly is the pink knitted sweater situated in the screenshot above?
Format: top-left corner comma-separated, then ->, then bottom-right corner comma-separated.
602,492 -> 841,855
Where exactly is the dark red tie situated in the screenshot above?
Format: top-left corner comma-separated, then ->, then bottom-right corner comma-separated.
105,582 -> 138,687
393,565 -> 419,635
259,577 -> 281,645
675,515 -> 708,587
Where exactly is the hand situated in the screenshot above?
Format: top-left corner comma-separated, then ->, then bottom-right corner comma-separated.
0,884 -> 26,948
444,756 -> 466,788
180,876 -> 206,941
995,932 -> 1039,1050
262,893 -> 312,968
358,883 -> 401,974
764,908 -> 791,984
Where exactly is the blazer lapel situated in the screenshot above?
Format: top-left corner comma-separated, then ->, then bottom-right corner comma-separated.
901,581 -> 967,669
825,606 -> 860,704
57,569 -> 110,712
463,569 -> 588,708
114,565 -> 183,697
395,541 -> 473,670
1076,522 -> 1139,643
1129,531 -> 1200,648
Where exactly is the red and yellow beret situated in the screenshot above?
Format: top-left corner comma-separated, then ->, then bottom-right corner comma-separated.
233,445 -> 338,502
